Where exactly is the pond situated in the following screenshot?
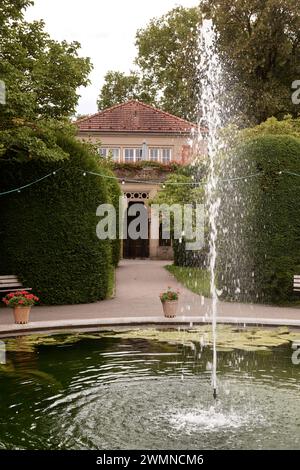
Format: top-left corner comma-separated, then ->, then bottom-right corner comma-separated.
0,329 -> 299,450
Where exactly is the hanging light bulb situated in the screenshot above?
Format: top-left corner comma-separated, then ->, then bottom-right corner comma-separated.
83,172 -> 86,176
162,183 -> 166,189
121,179 -> 125,185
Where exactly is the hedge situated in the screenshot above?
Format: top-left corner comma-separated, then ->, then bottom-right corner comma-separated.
100,166 -> 121,267
173,238 -> 208,268
218,134 -> 300,304
0,135 -> 119,305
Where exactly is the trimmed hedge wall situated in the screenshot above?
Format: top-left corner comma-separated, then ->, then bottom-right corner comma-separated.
218,134 -> 300,304
0,135 -> 119,305
101,167 -> 121,267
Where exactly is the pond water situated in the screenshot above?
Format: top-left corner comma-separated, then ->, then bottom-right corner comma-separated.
0,330 -> 299,449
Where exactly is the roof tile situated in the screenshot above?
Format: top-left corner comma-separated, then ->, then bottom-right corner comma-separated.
75,100 -> 195,134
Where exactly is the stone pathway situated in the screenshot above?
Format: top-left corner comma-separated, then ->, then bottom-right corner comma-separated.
0,260 -> 299,335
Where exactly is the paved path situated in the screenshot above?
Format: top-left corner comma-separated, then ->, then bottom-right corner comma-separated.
0,260 -> 299,335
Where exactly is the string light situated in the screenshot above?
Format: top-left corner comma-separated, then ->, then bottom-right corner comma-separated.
1,167 -> 298,198
0,168 -> 63,197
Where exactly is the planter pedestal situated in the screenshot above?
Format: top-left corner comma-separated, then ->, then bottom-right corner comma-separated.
161,300 -> 178,318
13,306 -> 31,324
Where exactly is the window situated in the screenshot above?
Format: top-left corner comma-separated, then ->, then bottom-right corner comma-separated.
109,148 -> 120,162
99,148 -> 120,161
124,148 -> 135,162
99,148 -> 108,158
124,148 -> 143,162
135,148 -> 143,162
162,148 -> 172,163
149,148 -> 159,161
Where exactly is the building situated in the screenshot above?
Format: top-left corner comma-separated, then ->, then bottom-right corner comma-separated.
76,100 -> 206,260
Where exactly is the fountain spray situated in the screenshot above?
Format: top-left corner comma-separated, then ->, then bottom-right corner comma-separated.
199,18 -> 223,401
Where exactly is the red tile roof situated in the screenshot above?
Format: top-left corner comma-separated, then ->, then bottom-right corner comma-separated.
75,100 -> 195,134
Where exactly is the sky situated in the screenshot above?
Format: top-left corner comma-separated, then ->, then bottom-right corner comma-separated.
26,0 -> 199,116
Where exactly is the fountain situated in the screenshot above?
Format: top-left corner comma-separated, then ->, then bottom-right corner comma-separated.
0,12 -> 299,453
199,18 -> 224,400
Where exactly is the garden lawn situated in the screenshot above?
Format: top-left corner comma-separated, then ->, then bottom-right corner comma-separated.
165,265 -> 211,298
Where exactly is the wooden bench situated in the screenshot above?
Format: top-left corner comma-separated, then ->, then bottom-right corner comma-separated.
293,275 -> 300,292
0,275 -> 32,295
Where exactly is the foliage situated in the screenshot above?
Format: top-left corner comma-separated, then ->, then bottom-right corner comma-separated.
159,287 -> 180,302
3,326 -> 300,354
202,0 -> 300,125
150,171 -> 207,267
108,325 -> 300,352
165,265 -> 211,298
98,1 -> 300,125
2,291 -> 39,308
0,135 -> 118,305
241,116 -> 300,140
100,166 -> 122,267
0,0 -> 92,161
0,119 -> 75,162
218,134 -> 300,303
97,7 -> 200,120
135,6 -> 201,121
113,161 -> 180,173
97,71 -> 155,111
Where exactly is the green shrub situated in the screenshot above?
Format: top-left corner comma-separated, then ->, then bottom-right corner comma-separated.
100,166 -> 122,267
173,238 -> 207,268
0,135 -> 117,305
218,134 -> 300,304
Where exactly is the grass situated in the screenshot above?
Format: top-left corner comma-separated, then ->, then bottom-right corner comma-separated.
165,265 -> 211,298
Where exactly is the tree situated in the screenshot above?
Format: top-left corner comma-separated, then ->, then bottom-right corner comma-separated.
97,7 -> 200,120
97,71 -> 155,111
150,171 -> 207,267
135,6 -> 200,121
202,0 -> 300,125
0,0 -> 92,161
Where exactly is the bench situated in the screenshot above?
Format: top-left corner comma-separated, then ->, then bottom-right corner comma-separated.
0,275 -> 32,295
293,275 -> 300,292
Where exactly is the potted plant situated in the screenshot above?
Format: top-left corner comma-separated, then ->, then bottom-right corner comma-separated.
159,287 -> 180,318
2,291 -> 39,324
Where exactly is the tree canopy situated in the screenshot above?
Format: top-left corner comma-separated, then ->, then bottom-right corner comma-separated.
0,0 -> 92,161
202,0 -> 300,125
97,71 -> 155,111
97,7 -> 200,121
98,1 -> 300,125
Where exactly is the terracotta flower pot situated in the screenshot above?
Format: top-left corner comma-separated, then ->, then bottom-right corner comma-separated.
161,300 -> 178,318
13,306 -> 31,324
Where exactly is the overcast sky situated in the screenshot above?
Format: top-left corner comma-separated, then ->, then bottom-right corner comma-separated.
26,0 -> 198,115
